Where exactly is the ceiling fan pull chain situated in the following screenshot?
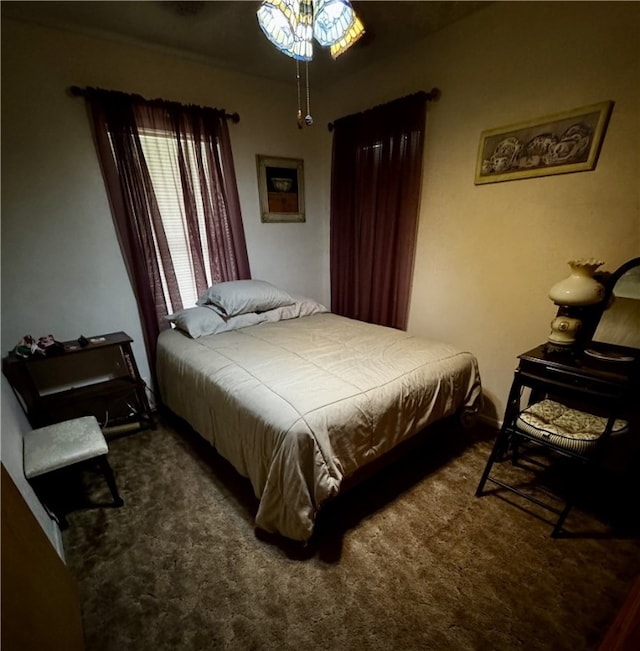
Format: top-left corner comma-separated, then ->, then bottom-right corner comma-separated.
304,61 -> 313,126
296,60 -> 303,129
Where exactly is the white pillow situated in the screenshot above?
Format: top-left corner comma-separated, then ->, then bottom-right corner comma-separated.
196,279 -> 294,317
166,306 -> 225,338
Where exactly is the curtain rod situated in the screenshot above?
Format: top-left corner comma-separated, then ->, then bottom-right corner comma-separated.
68,85 -> 240,124
327,87 -> 440,132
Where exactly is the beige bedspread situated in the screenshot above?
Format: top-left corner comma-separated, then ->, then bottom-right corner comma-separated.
156,312 -> 482,541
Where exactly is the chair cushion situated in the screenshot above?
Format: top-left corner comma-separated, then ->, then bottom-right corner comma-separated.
515,399 -> 628,455
24,415 -> 108,478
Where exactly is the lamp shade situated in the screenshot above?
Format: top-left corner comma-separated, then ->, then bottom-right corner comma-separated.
548,258 -> 605,306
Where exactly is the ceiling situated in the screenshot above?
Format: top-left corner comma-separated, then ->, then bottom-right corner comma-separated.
2,1 -> 491,85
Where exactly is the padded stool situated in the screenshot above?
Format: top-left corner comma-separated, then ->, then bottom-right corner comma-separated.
24,415 -> 124,528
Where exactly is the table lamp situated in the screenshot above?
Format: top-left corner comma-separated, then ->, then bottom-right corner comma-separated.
548,258 -> 605,348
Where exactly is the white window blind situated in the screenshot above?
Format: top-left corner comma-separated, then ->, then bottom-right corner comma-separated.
138,130 -> 215,312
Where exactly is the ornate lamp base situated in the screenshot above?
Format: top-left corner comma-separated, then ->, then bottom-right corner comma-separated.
548,314 -> 582,347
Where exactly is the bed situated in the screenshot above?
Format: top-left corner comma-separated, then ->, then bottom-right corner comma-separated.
156,281 -> 482,542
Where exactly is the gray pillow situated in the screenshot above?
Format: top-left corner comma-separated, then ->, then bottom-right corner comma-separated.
166,306 -> 225,338
196,279 -> 294,317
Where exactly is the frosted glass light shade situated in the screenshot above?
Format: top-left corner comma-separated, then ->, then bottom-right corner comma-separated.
548,258 -> 605,306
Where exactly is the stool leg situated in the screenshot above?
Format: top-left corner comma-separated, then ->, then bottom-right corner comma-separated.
511,433 -> 521,465
476,427 -> 511,496
551,460 -> 590,537
552,501 -> 573,537
97,456 -> 124,507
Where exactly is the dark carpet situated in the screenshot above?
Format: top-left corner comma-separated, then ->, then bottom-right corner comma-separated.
61,416 -> 640,651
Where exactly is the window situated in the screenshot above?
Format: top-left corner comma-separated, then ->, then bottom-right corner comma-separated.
84,87 -> 250,361
138,130 -> 215,312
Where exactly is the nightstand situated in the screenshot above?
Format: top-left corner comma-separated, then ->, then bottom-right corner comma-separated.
3,331 -> 155,433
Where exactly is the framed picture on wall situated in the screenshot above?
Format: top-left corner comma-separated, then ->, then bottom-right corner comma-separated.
256,155 -> 305,223
474,100 -> 614,184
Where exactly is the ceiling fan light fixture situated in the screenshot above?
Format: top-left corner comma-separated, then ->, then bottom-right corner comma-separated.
257,0 -> 363,60
256,0 -> 365,126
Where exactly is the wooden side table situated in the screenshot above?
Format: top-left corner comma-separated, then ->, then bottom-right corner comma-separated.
3,331 -> 155,433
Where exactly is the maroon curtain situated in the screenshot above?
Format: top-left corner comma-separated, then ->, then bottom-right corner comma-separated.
330,92 -> 427,330
83,88 -> 250,366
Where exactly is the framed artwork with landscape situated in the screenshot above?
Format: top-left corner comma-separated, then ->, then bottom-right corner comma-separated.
474,100 -> 614,185
256,155 -> 305,223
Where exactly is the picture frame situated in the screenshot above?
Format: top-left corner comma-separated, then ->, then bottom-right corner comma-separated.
256,155 -> 305,223
474,100 -> 614,185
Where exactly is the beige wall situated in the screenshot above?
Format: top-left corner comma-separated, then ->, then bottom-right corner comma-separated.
2,2 -> 639,425
321,1 -> 640,422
